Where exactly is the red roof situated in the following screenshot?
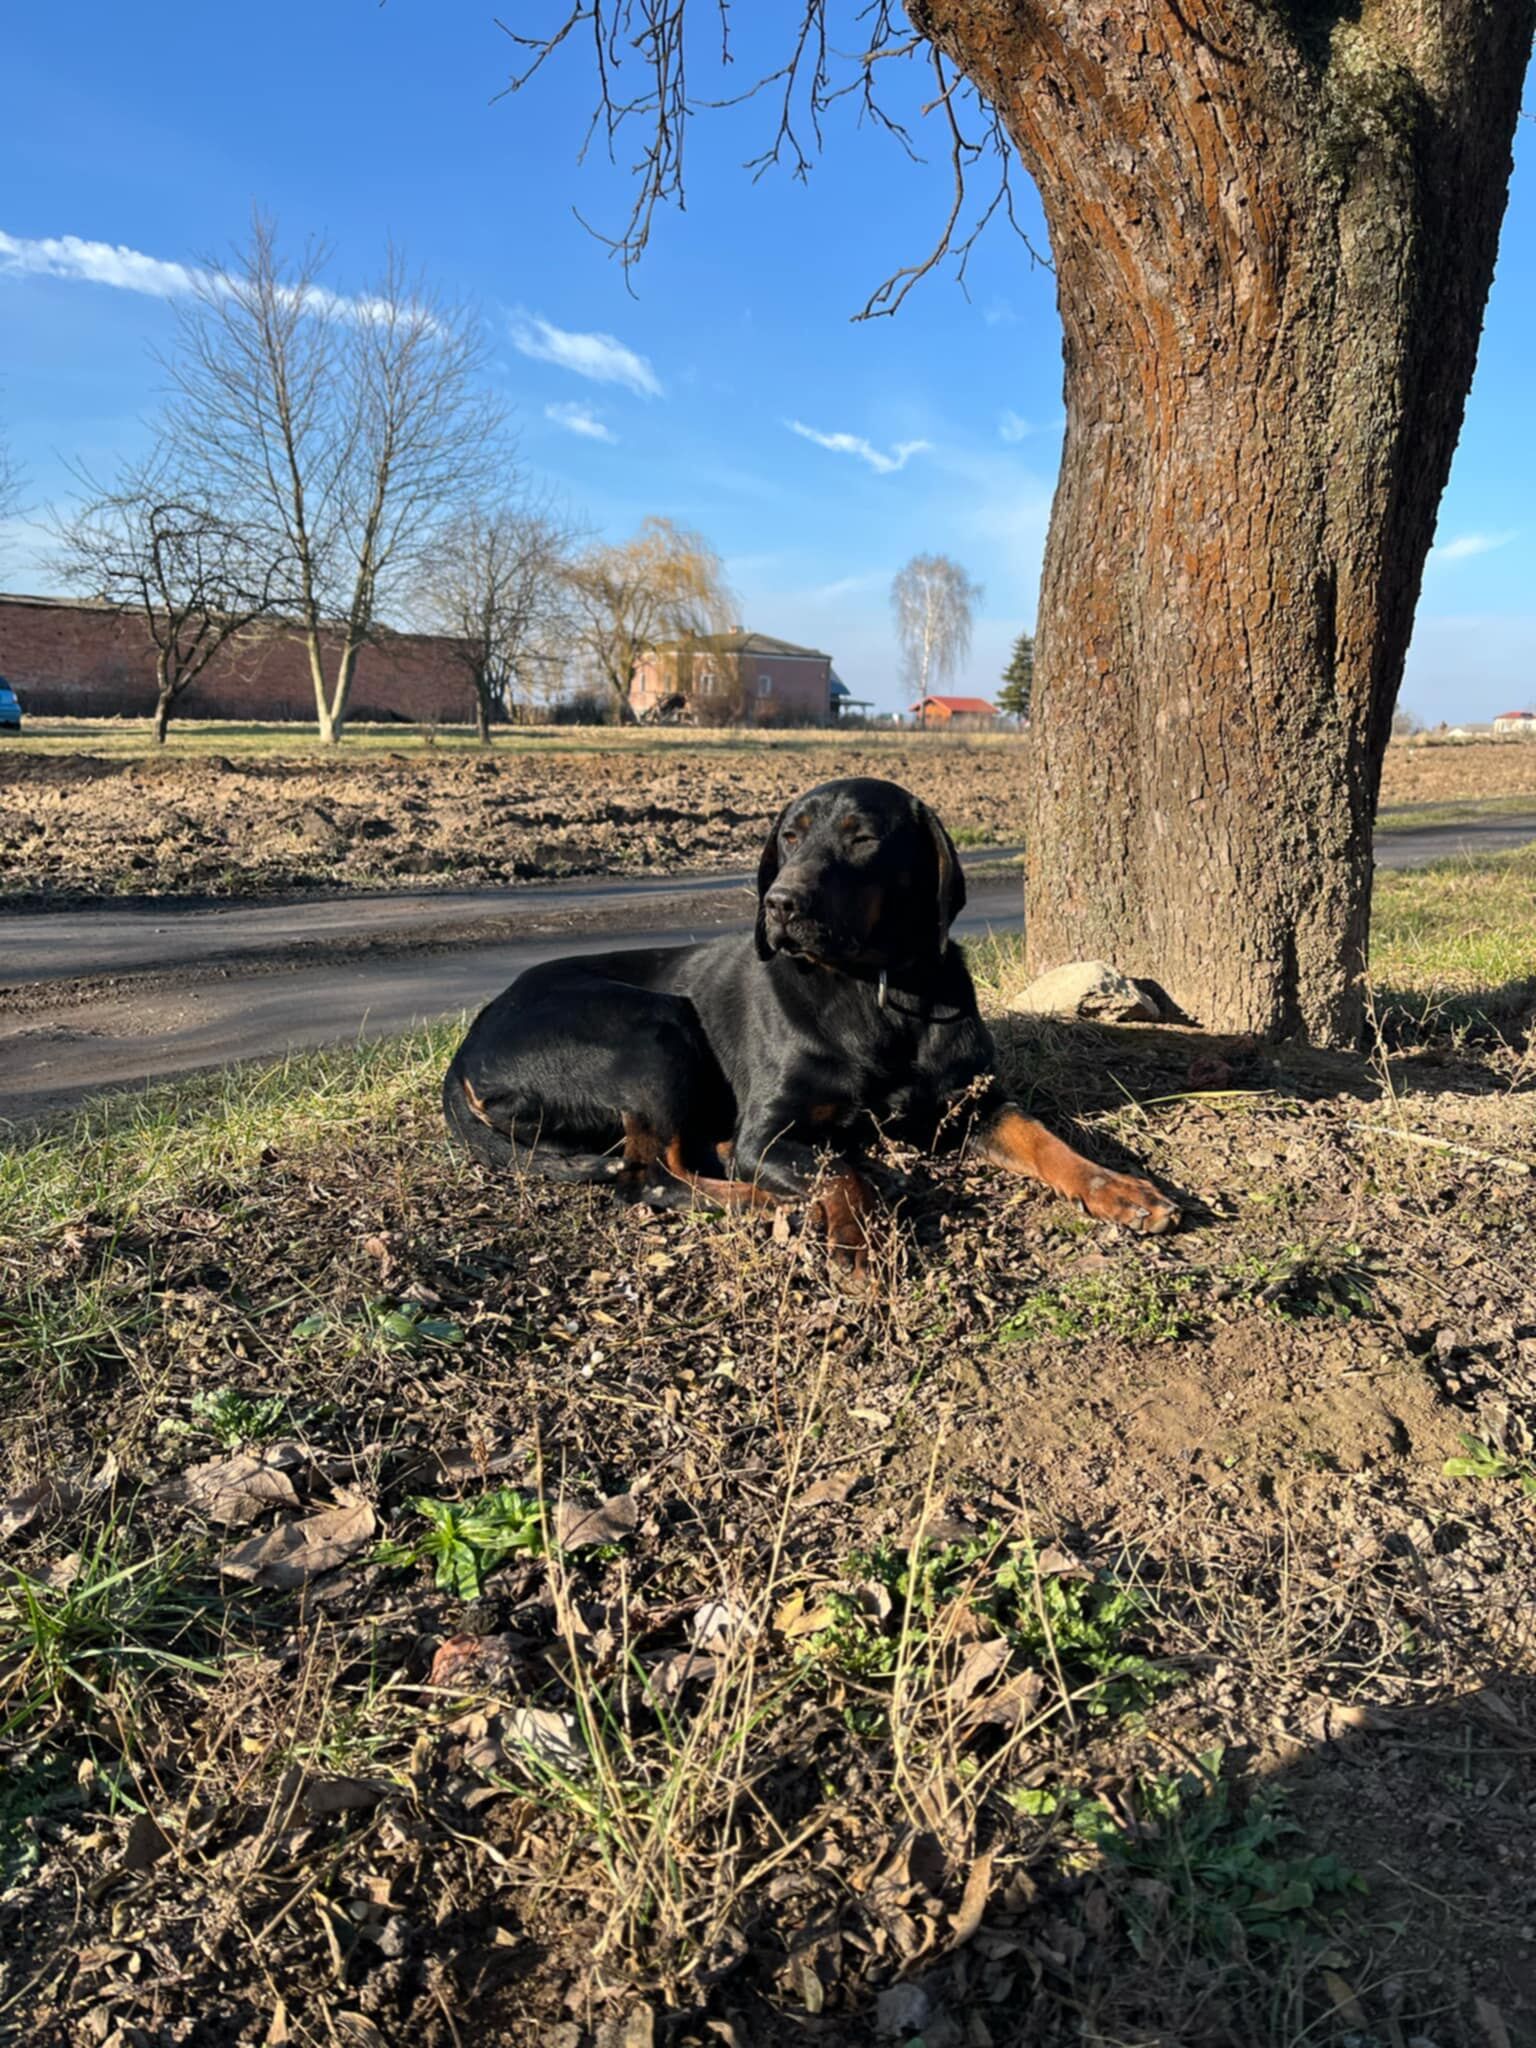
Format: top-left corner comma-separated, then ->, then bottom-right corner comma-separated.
1495,709 -> 1536,720
912,695 -> 997,716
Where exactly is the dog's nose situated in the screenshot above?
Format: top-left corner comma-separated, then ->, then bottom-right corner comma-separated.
765,882 -> 810,921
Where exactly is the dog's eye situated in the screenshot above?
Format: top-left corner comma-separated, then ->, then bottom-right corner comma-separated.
781,830 -> 799,849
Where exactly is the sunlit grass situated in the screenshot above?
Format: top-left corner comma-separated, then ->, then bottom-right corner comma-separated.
1371,842 -> 1536,1026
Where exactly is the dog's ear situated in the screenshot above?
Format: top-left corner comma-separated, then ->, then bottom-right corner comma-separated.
754,799 -> 792,960
918,800 -> 966,954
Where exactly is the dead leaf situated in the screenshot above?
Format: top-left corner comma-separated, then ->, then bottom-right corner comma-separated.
555,1492 -> 638,1548
950,1850 -> 995,1947
218,1498 -> 375,1588
302,1776 -> 387,1816
1475,1997 -> 1514,2048
1322,1971 -> 1368,2029
162,1448 -> 302,1527
773,1590 -> 836,1639
692,1597 -> 756,1652
646,1647 -> 722,1695
465,1706 -> 587,1775
264,2000 -> 291,2046
947,1636 -> 1011,1705
794,1473 -> 856,1508
967,1669 -> 1046,1728
334,2016 -> 387,2048
0,1477 -> 79,1543
31,1553 -> 82,1593
875,1982 -> 931,2038
1034,1544 -> 1093,1578
428,1635 -> 488,1690
121,1811 -> 172,1873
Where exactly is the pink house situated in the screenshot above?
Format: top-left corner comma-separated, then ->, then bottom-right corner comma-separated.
630,629 -> 838,726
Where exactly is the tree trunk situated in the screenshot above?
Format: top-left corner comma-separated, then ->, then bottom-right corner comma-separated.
153,653 -> 173,746
475,676 -> 492,745
304,625 -> 339,745
927,0 -> 1533,1041
326,640 -> 363,745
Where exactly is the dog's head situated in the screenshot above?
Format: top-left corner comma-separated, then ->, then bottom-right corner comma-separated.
754,777 -> 966,969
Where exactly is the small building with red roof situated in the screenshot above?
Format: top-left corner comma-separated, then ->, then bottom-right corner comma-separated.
1493,709 -> 1536,739
909,694 -> 998,730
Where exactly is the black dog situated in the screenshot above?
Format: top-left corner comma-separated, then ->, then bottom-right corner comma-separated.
443,777 -> 1178,1254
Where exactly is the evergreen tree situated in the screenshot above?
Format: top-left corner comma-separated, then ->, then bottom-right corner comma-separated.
998,630 -> 1034,723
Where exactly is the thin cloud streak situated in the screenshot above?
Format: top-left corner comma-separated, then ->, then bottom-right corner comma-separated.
1431,529 -> 1518,564
544,401 -> 617,444
0,227 -> 434,329
787,420 -> 930,475
510,311 -> 662,398
0,229 -> 197,298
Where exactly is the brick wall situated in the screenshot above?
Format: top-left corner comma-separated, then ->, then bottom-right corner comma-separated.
0,595 -> 473,724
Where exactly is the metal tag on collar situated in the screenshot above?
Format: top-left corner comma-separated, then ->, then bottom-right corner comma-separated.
878,969 -> 889,1010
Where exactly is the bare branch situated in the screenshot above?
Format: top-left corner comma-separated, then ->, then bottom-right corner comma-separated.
49,453 -> 285,743
494,1 -> 1049,312
161,214 -> 506,741
415,492 -> 585,739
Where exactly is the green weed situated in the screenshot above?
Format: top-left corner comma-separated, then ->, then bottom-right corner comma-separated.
292,1299 -> 465,1354
799,1529 -> 1169,1717
1443,1432 -> 1536,1497
377,1488 -> 547,1599
1,1530 -> 221,1741
998,1271 -> 1199,1346
1228,1242 -> 1380,1321
176,1386 -> 291,1449
1014,1748 -> 1365,1955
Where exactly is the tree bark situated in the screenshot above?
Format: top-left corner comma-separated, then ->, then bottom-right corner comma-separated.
153,652 -> 173,746
923,0 -> 1533,1041
475,675 -> 493,745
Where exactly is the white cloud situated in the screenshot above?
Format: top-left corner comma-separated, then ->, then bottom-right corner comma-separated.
510,311 -> 662,398
0,228 -> 434,329
787,420 -> 931,476
544,401 -> 617,444
998,410 -> 1034,443
0,229 -> 197,298
1431,529 -> 1518,565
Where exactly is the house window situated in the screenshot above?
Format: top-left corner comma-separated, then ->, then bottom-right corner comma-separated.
699,672 -> 716,696
757,673 -> 773,698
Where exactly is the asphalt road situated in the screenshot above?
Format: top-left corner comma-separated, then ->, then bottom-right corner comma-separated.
2,813 -> 1532,1127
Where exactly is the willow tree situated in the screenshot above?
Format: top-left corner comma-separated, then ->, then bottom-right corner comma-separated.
504,2 -> 1533,1041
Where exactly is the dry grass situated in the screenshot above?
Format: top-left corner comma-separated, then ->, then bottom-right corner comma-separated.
1,857 -> 1534,2045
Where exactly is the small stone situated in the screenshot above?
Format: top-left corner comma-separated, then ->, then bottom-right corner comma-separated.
1008,960 -> 1161,1023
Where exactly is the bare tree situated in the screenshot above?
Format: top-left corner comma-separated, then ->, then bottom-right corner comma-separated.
565,516 -> 734,722
418,498 -> 580,741
891,553 -> 983,703
50,458 -> 283,744
165,215 -> 504,744
500,4 -> 1534,1044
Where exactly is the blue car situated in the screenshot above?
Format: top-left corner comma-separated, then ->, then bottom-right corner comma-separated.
0,679 -> 21,731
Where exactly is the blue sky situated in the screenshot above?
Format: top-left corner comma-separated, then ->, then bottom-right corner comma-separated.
2,3 -> 1532,720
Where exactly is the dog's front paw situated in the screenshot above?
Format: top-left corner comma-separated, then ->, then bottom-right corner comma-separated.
809,1171 -> 876,1276
1082,1170 -> 1180,1235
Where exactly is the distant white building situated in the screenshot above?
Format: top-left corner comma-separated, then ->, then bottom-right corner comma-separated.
1493,709 -> 1536,739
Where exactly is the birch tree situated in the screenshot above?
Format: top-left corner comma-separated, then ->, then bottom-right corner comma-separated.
891,553 -> 983,702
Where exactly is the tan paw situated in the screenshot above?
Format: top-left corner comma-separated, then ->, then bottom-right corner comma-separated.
1081,1170 -> 1181,1235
